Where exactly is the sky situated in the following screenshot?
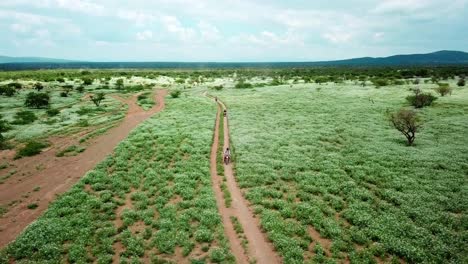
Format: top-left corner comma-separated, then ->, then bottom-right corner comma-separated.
0,0 -> 467,62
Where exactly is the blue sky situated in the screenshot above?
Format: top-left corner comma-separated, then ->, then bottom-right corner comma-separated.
0,0 -> 467,61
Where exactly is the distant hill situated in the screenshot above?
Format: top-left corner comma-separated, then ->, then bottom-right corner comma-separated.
0,56 -> 75,64
0,50 -> 467,70
314,50 -> 468,66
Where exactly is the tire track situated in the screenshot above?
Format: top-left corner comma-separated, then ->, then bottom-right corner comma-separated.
208,95 -> 281,264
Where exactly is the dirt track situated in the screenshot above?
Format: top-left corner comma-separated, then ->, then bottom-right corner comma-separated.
0,89 -> 167,248
210,96 -> 280,264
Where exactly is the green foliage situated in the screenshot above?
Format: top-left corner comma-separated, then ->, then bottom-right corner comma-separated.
82,78 -> 93,85
170,90 -> 181,98
435,83 -> 452,96
24,92 -> 50,108
12,110 -> 37,125
406,89 -> 437,108
15,141 -> 48,159
76,85 -> 85,93
234,79 -> 253,89
372,78 -> 389,87
212,85 -> 223,91
33,82 -> 44,91
115,78 -> 124,89
46,108 -> 60,117
221,84 -> 468,263
90,92 -> 105,107
0,85 -> 17,96
0,115 -> 11,146
390,108 -> 421,146
457,78 -> 465,87
27,203 -> 38,209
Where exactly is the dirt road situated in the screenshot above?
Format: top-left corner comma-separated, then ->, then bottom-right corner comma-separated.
0,89 -> 167,248
209,96 -> 281,264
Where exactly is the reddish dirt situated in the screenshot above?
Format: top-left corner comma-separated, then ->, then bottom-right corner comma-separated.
214,98 -> 281,264
0,89 -> 167,248
209,104 -> 250,264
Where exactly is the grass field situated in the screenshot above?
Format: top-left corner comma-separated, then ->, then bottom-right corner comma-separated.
0,68 -> 467,264
212,81 -> 468,263
1,94 -> 234,263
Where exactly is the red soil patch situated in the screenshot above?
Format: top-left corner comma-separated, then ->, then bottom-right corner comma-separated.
0,90 -> 167,248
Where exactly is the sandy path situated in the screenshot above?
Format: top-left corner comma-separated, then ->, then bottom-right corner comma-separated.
0,89 -> 167,248
211,97 -> 281,264
209,103 -> 250,264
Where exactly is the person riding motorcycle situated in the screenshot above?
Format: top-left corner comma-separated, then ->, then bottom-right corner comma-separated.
224,147 -> 231,164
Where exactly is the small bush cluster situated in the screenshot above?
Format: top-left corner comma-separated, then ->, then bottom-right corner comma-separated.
12,111 -> 37,125
406,88 -> 437,108
15,141 -> 48,159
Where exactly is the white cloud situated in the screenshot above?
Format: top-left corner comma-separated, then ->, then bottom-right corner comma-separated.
197,21 -> 220,42
323,31 -> 354,44
55,0 -> 105,16
10,23 -> 30,33
373,0 -> 428,13
373,32 -> 384,40
117,10 -> 156,26
161,15 -> 196,42
136,30 -> 153,41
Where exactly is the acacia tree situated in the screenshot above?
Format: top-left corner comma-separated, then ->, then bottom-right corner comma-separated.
90,92 -> 105,107
390,109 -> 421,146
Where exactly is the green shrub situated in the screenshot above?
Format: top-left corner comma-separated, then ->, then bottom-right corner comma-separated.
212,85 -> 223,91
24,92 -> 50,108
170,90 -> 181,98
27,203 -> 38,209
234,80 -> 253,89
435,84 -> 452,96
406,89 -> 437,108
12,110 -> 37,125
372,78 -> 389,87
457,78 -> 465,87
0,85 -> 17,96
0,115 -> 11,148
76,86 -> 85,93
46,108 -> 60,117
15,141 -> 48,159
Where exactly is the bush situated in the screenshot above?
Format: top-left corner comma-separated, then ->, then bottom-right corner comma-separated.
15,141 -> 48,159
170,90 -> 181,98
46,108 -> 60,117
372,78 -> 389,87
212,85 -> 223,91
12,110 -> 37,125
0,115 -> 11,148
82,78 -> 93,86
115,78 -> 124,89
457,78 -> 465,87
390,109 -> 421,146
24,92 -> 50,108
0,86 -> 17,97
76,86 -> 85,93
435,83 -> 452,96
33,83 -> 44,91
27,203 -> 38,209
406,89 -> 437,108
90,93 -> 105,106
234,80 -> 253,89
8,82 -> 22,89
56,77 -> 65,83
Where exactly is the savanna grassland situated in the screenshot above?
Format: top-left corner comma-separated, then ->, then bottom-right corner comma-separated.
211,81 -> 468,263
0,67 -> 467,264
2,95 -> 234,263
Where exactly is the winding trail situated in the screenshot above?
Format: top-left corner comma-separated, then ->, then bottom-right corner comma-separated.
209,96 -> 281,264
0,89 -> 167,248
